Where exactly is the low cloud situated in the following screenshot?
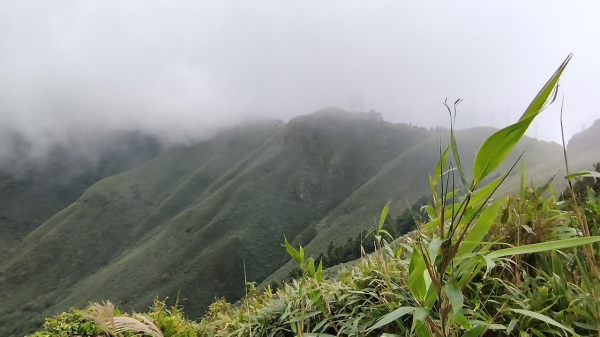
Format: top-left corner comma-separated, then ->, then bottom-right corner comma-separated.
0,0 -> 598,156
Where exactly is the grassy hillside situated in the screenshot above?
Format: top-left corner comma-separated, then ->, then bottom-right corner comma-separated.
262,126 -> 566,284
0,109 -> 595,336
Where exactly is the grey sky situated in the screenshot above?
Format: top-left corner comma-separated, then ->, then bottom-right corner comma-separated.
1,1 -> 599,145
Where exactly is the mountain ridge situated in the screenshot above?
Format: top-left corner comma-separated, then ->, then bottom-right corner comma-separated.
0,109 -> 598,336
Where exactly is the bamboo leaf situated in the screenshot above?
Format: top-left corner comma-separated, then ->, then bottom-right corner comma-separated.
471,175 -> 503,205
456,203 -> 501,258
507,319 -> 518,334
471,54 -> 571,189
368,306 -> 417,331
509,309 -> 575,335
428,238 -> 444,263
444,283 -> 464,313
378,200 -> 392,231
315,259 -> 323,282
408,246 -> 428,301
486,236 -> 600,259
462,325 -> 486,337
565,171 -> 600,179
284,236 -> 302,264
307,258 -> 315,276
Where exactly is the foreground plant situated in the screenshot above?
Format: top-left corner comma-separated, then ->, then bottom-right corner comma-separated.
30,54 -> 600,337
369,54 -> 600,337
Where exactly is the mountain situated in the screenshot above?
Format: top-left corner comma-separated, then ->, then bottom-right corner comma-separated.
0,109 -> 595,336
567,118 -> 600,167
0,130 -> 164,260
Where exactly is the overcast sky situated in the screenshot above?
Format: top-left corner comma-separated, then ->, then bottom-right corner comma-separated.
1,1 -> 599,145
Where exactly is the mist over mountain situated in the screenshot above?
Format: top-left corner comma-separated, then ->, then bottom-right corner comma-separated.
2,1 -> 600,145
2,2 -> 600,335
1,108 -> 597,335
0,129 -> 164,259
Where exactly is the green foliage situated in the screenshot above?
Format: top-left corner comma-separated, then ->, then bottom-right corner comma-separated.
29,308 -> 104,337
32,177 -> 600,336
30,299 -> 200,337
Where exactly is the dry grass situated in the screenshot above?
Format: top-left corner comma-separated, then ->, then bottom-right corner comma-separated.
86,301 -> 163,337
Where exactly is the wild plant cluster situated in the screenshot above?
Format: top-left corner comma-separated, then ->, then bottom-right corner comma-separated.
30,178 -> 600,337
29,54 -> 600,337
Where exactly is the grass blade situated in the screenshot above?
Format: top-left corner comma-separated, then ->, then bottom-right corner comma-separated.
486,236 -> 600,259
509,309 -> 575,335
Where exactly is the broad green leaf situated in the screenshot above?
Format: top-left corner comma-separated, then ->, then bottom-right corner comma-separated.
462,325 -> 486,337
520,55 -> 572,121
304,334 -> 336,337
284,237 -> 302,264
472,118 -> 531,189
413,319 -> 433,337
428,238 -> 444,263
426,205 -> 437,221
471,54 -> 571,189
408,246 -> 428,301
315,259 -> 323,282
413,307 -> 429,322
481,254 -> 496,277
456,203 -> 501,258
451,312 -> 471,329
423,282 -> 439,309
509,309 -> 575,335
444,283 -> 464,313
470,175 -> 503,205
307,258 -> 315,276
368,306 -> 417,331
379,200 -> 392,231
507,319 -> 518,334
486,236 -> 600,259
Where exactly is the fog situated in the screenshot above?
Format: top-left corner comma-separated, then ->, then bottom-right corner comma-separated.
1,1 -> 599,155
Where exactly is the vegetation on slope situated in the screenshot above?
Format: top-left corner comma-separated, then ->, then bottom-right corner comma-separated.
0,130 -> 163,259
27,54 -> 600,337
28,145 -> 600,337
6,105 -> 567,335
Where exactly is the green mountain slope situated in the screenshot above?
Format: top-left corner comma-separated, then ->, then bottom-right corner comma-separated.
0,110 -> 594,336
262,126 -> 568,283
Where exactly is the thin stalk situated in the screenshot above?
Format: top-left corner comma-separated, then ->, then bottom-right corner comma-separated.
560,99 -> 600,335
